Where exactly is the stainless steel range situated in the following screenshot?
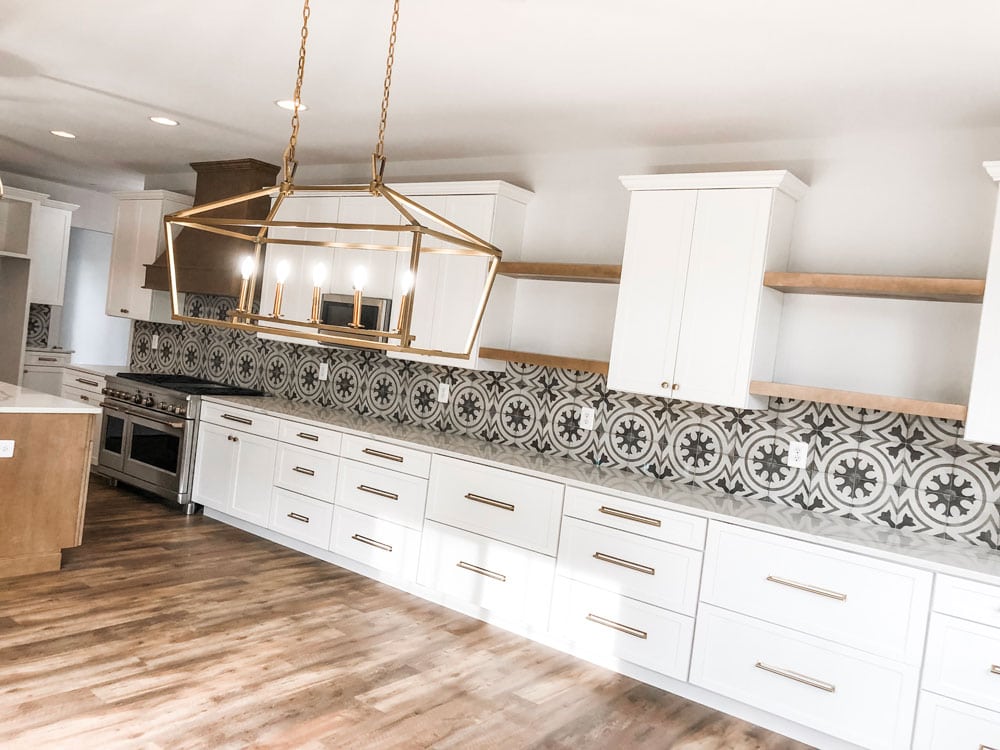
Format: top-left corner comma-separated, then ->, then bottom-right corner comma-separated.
97,373 -> 266,513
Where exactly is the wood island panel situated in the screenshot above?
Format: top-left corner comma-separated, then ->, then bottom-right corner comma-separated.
0,412 -> 93,578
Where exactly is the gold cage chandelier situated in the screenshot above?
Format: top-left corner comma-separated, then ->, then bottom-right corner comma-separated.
163,0 -> 501,358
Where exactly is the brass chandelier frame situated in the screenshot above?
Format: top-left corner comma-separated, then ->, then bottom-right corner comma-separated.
163,0 -> 502,359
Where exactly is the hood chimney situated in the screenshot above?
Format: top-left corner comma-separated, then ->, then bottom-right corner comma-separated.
143,158 -> 280,297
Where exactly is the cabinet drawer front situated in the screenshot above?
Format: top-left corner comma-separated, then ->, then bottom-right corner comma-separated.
417,521 -> 555,630
701,522 -> 932,663
278,419 -> 342,456
691,605 -> 919,750
330,506 -> 421,581
924,614 -> 1000,711
24,351 -> 70,366
551,576 -> 694,680
913,691 -> 1000,750
61,369 -> 105,394
557,517 -> 701,615
268,488 -> 334,549
341,433 -> 430,478
201,402 -> 279,439
564,486 -> 706,550
274,445 -> 339,503
427,455 -> 564,555
335,459 -> 427,530
60,384 -> 101,407
935,574 -> 1000,628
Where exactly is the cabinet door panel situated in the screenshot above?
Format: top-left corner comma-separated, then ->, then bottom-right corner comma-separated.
671,188 -> 771,408
192,423 -> 239,511
607,190 -> 696,397
27,204 -> 72,305
332,196 -> 400,299
229,431 -> 277,526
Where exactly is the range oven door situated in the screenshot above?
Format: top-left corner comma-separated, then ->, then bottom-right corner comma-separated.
98,405 -> 127,472
121,409 -> 190,495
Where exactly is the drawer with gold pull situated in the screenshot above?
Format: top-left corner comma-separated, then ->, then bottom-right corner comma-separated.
341,433 -> 431,478
912,691 -> 1000,750
426,455 -> 564,556
268,487 -> 335,549
923,613 -> 1000,712
335,458 -> 427,530
691,604 -> 920,750
330,506 -> 421,580
417,521 -> 555,631
564,486 -> 707,550
278,418 -> 342,456
700,521 -> 932,664
550,575 -> 694,680
556,516 -> 701,615
274,444 -> 339,503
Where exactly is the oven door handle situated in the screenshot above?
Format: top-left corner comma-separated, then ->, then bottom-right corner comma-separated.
100,402 -> 185,430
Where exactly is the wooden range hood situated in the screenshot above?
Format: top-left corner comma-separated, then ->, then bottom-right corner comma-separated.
143,158 -> 280,297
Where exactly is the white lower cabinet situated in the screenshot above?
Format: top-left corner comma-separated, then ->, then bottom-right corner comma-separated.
274,444 -> 339,503
912,691 -> 1000,750
193,422 -> 277,526
691,605 -> 920,750
550,576 -> 694,681
417,520 -> 555,631
330,506 -> 422,580
269,488 -> 334,548
923,614 -> 1000,712
335,459 -> 427,530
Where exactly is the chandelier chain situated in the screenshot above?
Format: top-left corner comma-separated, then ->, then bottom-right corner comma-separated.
374,0 -> 401,164
283,0 -> 312,184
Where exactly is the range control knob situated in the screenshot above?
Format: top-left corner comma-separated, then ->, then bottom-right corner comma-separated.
143,396 -> 155,407
175,406 -> 186,417
133,393 -> 143,404
157,402 -> 168,411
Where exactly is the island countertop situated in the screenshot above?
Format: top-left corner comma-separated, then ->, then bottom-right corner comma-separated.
0,382 -> 102,414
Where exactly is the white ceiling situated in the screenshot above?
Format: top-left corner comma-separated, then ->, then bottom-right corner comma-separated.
2,0 -> 999,191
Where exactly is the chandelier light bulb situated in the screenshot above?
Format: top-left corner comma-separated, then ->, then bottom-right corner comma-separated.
312,263 -> 327,287
240,256 -> 255,280
276,260 -> 291,284
352,266 -> 368,292
399,270 -> 414,294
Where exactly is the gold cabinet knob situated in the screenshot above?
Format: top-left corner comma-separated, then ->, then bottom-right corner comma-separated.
671,383 -> 680,391
661,381 -> 671,390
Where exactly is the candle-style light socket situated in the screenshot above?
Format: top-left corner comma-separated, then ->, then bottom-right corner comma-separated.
272,281 -> 285,318
237,277 -> 251,315
349,288 -> 364,328
309,286 -> 322,324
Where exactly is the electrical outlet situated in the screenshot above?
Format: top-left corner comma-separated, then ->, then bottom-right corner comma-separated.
787,440 -> 808,469
318,362 -> 329,381
151,334 -> 159,350
0,440 -> 14,459
579,406 -> 595,430
437,382 -> 451,403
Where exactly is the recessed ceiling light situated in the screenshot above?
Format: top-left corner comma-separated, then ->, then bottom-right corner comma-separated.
50,130 -> 76,139
275,99 -> 308,112
149,116 -> 179,127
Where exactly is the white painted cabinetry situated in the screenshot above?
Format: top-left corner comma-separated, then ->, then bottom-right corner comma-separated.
59,367 -> 106,465
106,191 -> 193,322
608,171 -> 805,409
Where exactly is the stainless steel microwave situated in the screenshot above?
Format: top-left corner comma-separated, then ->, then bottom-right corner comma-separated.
320,293 -> 392,340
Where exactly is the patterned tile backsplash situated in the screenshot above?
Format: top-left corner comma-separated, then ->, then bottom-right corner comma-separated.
131,294 -> 1000,553
26,303 -> 52,348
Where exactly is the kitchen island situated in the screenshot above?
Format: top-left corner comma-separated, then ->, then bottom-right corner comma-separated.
0,382 -> 101,578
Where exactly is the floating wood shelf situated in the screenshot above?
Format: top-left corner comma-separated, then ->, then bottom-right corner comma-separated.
762,272 -> 985,303
497,262 -> 622,284
479,347 -> 609,376
749,381 -> 968,421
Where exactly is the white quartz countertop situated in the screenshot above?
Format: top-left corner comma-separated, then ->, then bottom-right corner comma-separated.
0,382 -> 102,414
65,364 -> 129,378
205,394 -> 1000,586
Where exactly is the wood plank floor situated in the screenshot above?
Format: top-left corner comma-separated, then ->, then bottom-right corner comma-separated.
0,480 -> 811,749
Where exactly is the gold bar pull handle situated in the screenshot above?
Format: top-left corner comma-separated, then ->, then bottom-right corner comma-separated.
351,534 -> 392,552
292,466 -> 316,477
76,377 -> 100,387
599,505 -> 661,527
464,492 -> 515,512
362,447 -> 404,463
456,561 -> 507,582
754,662 -> 836,693
222,413 -> 253,426
991,665 -> 1000,676
586,613 -> 648,640
296,432 -> 319,442
287,512 -> 310,524
593,551 -> 655,576
766,575 -> 847,602
358,485 -> 399,501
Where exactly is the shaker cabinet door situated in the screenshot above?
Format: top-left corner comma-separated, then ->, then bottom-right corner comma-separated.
607,189 -> 697,398
229,431 -> 278,527
192,422 -> 240,512
670,188 -> 772,408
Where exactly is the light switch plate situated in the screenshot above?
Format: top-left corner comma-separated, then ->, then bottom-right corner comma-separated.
579,406 -> 595,430
437,382 -> 451,403
0,440 -> 14,459
151,334 -> 159,350
318,362 -> 329,381
787,440 -> 808,469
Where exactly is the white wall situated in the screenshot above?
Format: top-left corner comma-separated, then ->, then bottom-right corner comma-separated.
60,228 -> 131,365
1,170 -> 120,234
146,125 -> 1000,402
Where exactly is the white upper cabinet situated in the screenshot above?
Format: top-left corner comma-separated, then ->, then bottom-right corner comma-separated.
962,162 -> 1000,443
0,187 -> 78,306
106,190 -> 193,323
608,171 -> 806,410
